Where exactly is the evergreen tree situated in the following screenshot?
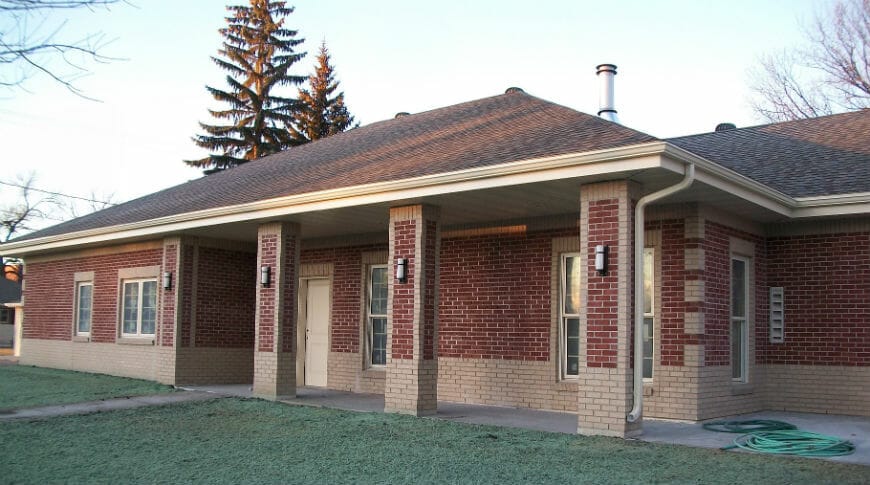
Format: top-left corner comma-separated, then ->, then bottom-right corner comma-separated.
290,42 -> 356,143
187,0 -> 306,171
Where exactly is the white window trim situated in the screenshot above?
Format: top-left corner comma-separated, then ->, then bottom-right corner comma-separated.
643,247 -> 654,382
74,281 -> 93,337
366,264 -> 388,369
731,255 -> 749,383
120,278 -> 157,338
560,252 -> 581,380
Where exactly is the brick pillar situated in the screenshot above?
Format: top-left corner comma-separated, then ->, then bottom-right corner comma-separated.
253,222 -> 300,400
578,181 -> 641,437
385,205 -> 440,415
156,237 -> 189,384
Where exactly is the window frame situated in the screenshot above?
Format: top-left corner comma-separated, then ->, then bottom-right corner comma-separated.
559,252 -> 582,380
74,281 -> 93,337
0,308 -> 11,325
120,278 -> 158,338
642,247 -> 655,381
730,255 -> 749,383
365,264 -> 388,369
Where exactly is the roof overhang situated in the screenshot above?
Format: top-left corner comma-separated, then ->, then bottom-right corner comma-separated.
2,141 -> 868,257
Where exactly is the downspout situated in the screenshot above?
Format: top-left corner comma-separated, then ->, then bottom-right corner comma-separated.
626,162 -> 695,423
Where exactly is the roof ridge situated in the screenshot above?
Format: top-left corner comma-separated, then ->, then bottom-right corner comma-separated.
667,108 -> 870,141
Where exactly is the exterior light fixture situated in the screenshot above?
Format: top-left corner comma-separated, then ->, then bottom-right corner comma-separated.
260,265 -> 271,287
595,245 -> 609,276
396,258 -> 408,283
162,271 -> 172,290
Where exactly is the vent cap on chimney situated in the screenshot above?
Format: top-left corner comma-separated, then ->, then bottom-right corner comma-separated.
715,122 -> 737,132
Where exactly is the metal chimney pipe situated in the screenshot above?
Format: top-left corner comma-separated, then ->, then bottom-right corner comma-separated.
596,63 -> 619,123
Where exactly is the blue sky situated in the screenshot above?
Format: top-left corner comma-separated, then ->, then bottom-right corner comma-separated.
0,0 -> 829,220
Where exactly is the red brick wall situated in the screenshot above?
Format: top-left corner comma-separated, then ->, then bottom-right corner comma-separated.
257,234 -> 277,352
438,228 -> 574,361
764,232 -> 870,366
586,199 -> 620,368
23,247 -> 162,342
159,244 -> 177,347
195,247 -> 256,348
423,220 -> 437,361
179,244 -> 194,347
301,243 -> 386,354
391,219 -> 416,360
702,222 -> 767,366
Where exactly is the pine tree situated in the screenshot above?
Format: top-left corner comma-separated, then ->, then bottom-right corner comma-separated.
290,42 -> 356,143
187,0 -> 306,171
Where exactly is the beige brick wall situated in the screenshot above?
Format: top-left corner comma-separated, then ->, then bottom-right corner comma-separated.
328,351 -> 385,394
438,357 -> 577,412
175,348 -> 253,385
759,365 -> 870,416
697,365 -> 764,420
20,338 -> 162,382
252,350 -> 295,399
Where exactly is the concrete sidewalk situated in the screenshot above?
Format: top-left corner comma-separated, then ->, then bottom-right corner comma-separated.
0,390 -> 223,421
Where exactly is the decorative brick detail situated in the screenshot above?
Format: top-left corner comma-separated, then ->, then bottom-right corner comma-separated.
683,312 -> 705,335
385,205 -> 440,415
253,222 -> 300,400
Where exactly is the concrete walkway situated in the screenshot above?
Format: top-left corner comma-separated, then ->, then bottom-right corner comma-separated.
187,384 -> 870,466
0,390 -> 223,421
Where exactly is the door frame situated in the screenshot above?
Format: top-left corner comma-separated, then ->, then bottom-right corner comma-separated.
297,276 -> 332,387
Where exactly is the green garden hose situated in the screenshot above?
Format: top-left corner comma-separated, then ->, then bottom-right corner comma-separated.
724,429 -> 856,457
702,419 -> 796,433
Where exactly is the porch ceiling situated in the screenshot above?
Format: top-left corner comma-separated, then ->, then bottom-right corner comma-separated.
182,166 -> 788,243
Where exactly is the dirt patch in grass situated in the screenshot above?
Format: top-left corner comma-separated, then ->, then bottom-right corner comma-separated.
1,398 -> 866,484
0,365 -> 173,410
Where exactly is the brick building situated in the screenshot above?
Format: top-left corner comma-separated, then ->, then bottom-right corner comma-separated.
2,89 -> 869,437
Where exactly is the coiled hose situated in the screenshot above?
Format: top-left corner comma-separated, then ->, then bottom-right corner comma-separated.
704,420 -> 855,457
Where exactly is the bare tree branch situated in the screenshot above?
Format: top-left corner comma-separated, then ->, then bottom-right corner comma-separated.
0,0 -> 124,99
750,0 -> 870,121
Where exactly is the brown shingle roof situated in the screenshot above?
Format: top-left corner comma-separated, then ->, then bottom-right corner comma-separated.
668,109 -> 870,198
16,91 -> 657,241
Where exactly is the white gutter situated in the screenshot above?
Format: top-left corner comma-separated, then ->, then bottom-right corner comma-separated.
627,163 -> 695,423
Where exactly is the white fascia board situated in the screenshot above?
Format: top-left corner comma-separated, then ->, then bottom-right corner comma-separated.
792,192 -> 870,218
661,144 -> 795,216
0,142 -> 670,256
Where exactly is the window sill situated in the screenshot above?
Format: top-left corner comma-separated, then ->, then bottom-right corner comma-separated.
362,368 -> 386,379
117,337 -> 155,346
72,336 -> 90,343
556,379 -> 579,391
731,382 -> 754,395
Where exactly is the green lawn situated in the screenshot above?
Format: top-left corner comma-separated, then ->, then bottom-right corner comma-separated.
0,365 -> 173,410
1,398 -> 867,484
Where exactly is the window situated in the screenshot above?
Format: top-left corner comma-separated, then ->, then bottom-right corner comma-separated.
0,308 -> 11,325
75,282 -> 93,336
642,248 -> 654,380
560,253 -> 581,378
121,279 -> 157,337
731,257 -> 748,382
366,265 -> 388,367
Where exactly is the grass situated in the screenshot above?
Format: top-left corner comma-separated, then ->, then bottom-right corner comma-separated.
1,398 -> 868,484
0,365 -> 173,410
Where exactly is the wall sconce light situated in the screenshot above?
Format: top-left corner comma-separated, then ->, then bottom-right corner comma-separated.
162,271 -> 172,290
260,265 -> 271,287
396,258 -> 408,283
595,245 -> 609,276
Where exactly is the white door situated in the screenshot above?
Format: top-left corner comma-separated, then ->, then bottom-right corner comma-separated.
303,279 -> 330,387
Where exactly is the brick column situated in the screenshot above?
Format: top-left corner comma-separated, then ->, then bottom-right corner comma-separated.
578,181 -> 641,437
385,205 -> 440,415
253,222 -> 300,400
156,237 -> 194,385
